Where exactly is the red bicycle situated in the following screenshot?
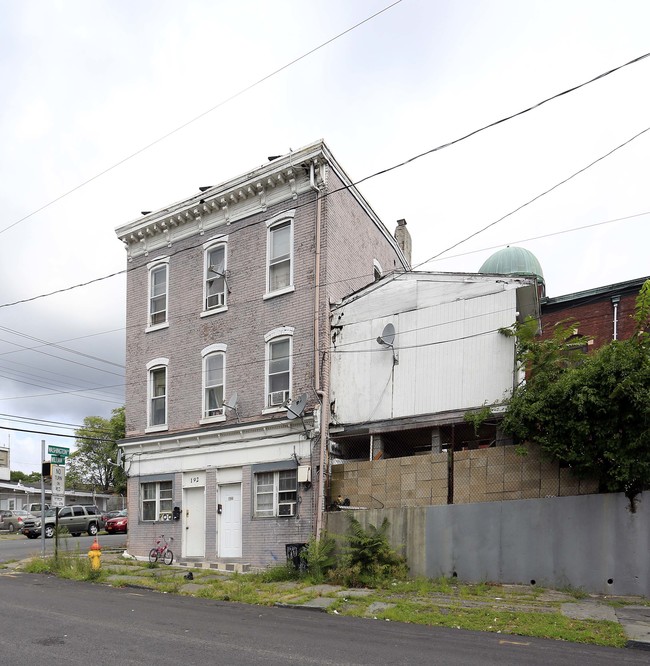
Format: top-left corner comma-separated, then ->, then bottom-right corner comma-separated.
149,535 -> 174,565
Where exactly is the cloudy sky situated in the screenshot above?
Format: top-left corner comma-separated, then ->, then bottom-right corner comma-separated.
1,0 -> 648,474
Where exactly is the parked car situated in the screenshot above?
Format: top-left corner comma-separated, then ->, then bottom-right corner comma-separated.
0,509 -> 34,533
22,509 -> 56,538
101,509 -> 123,524
105,510 -> 127,534
22,505 -> 104,539
22,503 -> 50,516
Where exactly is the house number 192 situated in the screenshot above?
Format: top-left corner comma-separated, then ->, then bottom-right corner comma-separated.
190,476 -> 200,484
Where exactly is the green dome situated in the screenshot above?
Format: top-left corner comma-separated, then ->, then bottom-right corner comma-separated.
478,246 -> 544,285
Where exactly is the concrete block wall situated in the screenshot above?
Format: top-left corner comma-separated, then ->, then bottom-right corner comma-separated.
330,445 -> 598,509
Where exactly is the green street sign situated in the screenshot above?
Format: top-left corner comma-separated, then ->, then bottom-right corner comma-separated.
48,445 -> 70,457
50,456 -> 66,465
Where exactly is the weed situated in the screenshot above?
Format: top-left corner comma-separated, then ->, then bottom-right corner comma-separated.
252,563 -> 301,583
300,532 -> 336,583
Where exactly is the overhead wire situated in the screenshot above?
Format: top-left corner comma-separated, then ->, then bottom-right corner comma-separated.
0,0 -> 404,238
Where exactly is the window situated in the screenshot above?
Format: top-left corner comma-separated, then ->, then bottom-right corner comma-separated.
201,344 -> 226,421
373,259 -> 383,281
264,327 -> 293,409
204,241 -> 227,313
254,469 -> 297,517
147,358 -> 169,430
266,217 -> 293,296
141,480 -> 173,521
147,258 -> 169,329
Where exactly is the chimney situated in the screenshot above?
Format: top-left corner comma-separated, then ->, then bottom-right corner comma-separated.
394,219 -> 412,267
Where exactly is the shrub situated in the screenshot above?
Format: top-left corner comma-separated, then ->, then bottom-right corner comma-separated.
332,515 -> 408,587
300,533 -> 336,583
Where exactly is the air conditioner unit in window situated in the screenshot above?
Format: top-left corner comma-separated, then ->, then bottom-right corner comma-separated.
278,503 -> 296,517
269,390 -> 289,407
207,292 -> 225,309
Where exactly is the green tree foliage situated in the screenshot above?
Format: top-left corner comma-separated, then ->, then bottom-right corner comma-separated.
10,470 -> 42,484
501,283 -> 650,511
67,407 -> 126,494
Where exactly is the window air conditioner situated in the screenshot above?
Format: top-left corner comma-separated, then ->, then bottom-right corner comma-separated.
278,503 -> 296,517
269,390 -> 289,407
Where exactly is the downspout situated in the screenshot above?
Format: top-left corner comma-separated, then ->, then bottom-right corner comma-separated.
311,162 -> 328,539
611,295 -> 620,340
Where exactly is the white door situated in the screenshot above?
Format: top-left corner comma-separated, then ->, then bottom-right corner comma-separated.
184,486 -> 205,558
219,483 -> 242,558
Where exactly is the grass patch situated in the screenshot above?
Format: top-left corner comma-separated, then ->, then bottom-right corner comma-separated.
23,549 -> 105,582
365,603 -> 626,647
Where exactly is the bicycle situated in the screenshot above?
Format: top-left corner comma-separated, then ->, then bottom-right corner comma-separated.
149,535 -> 174,565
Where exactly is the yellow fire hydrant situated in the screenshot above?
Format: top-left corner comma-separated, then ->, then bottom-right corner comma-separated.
88,538 -> 102,571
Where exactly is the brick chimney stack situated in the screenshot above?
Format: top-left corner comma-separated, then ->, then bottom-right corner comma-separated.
394,219 -> 412,267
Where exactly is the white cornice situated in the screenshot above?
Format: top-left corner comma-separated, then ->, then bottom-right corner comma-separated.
116,141 -> 330,261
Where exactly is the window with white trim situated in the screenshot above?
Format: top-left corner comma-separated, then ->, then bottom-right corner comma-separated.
204,242 -> 227,311
147,359 -> 169,429
203,349 -> 225,418
267,219 -> 292,293
266,334 -> 292,408
141,480 -> 173,521
148,259 -> 169,327
254,469 -> 297,517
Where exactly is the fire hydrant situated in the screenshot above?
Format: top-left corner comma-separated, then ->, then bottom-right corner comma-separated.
88,538 -> 102,571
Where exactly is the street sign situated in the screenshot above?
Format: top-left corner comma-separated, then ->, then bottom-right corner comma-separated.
48,445 -> 70,457
52,465 -> 65,499
50,455 -> 66,465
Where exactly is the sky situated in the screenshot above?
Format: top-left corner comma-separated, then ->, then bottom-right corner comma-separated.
1,0 -> 648,474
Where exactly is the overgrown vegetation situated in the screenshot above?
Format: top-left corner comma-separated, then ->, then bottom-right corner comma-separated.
327,515 -> 408,587
500,280 -> 650,511
23,548 -> 103,582
300,532 -> 336,583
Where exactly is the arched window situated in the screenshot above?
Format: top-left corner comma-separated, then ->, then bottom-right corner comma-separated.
203,238 -> 228,314
201,344 -> 227,420
147,257 -> 169,330
146,358 -> 169,430
264,327 -> 294,409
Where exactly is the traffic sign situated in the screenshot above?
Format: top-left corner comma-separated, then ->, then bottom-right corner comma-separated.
50,455 -> 66,464
51,495 -> 65,508
52,465 -> 65,499
48,445 -> 70,457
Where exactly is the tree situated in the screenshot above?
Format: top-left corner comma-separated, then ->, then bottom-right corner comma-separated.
501,281 -> 650,511
10,470 -> 42,484
68,407 -> 126,494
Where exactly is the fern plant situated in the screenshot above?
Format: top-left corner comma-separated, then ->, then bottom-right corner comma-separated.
339,514 -> 407,587
300,533 -> 336,583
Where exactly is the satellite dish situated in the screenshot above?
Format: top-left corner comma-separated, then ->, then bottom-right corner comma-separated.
377,323 -> 395,347
224,392 -> 238,410
287,393 -> 307,420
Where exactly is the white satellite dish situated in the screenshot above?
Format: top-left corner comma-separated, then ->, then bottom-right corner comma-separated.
287,393 -> 307,420
377,323 -> 395,347
224,392 -> 240,421
224,392 -> 238,410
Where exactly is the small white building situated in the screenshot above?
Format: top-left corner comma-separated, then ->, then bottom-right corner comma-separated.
329,271 -> 539,463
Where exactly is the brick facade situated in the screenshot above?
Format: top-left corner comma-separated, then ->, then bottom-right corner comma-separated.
540,277 -> 648,351
116,141 -> 408,567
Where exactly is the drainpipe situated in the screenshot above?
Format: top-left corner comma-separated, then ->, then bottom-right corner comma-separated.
611,295 -> 620,341
311,162 -> 329,539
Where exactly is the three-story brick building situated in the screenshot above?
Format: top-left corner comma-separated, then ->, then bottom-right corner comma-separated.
115,140 -> 409,567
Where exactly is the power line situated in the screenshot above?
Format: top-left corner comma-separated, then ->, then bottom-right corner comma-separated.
1,51 -> 649,310
423,210 -> 650,265
0,1 -> 404,238
420,126 -> 650,264
0,424 -> 112,443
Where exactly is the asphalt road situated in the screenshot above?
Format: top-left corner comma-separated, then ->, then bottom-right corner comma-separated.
1,573 -> 648,666
0,532 -> 126,562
